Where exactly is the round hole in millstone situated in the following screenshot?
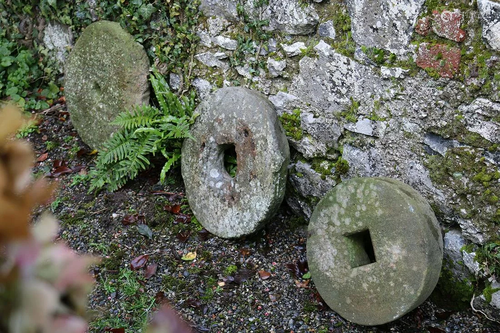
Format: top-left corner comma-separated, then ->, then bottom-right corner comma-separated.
181,86 -> 290,239
93,81 -> 102,94
222,144 -> 237,178
306,177 -> 443,326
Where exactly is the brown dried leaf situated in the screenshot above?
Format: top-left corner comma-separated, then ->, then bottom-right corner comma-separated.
164,204 -> 181,214
145,263 -> 158,279
36,152 -> 49,162
130,254 -> 149,270
258,270 -> 271,280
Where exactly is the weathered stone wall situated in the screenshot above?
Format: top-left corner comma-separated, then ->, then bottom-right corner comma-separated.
48,0 -> 499,312
189,0 -> 499,311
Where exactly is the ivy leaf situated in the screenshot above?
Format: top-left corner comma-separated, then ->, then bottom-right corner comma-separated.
137,224 -> 153,239
47,0 -> 57,8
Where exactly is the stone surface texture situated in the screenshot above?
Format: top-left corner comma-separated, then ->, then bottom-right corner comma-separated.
43,22 -> 73,66
65,21 -> 149,150
416,43 -> 461,78
431,9 -> 466,42
181,87 -> 289,238
199,0 -> 318,35
307,178 -> 443,325
346,0 -> 426,54
477,0 -> 500,51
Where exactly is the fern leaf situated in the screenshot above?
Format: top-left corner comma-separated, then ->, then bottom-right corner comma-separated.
113,105 -> 160,130
160,151 -> 181,183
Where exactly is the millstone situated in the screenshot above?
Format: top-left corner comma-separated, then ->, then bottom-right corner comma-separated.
181,87 -> 289,238
307,177 -> 443,326
65,20 -> 149,150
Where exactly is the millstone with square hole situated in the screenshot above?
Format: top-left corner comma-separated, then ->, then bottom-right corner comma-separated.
181,87 -> 289,238
307,177 -> 443,326
65,20 -> 149,150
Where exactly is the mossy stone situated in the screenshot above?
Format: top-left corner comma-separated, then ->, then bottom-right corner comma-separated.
181,87 -> 289,238
65,20 -> 150,150
307,177 -> 443,326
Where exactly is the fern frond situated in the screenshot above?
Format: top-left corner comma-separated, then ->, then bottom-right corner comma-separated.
113,105 -> 160,130
98,129 -> 135,165
160,151 -> 181,183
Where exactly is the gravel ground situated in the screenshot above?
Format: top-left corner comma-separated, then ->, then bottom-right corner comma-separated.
26,104 -> 500,333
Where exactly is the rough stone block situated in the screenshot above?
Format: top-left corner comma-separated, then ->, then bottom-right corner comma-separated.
307,178 -> 443,325
181,87 -> 289,238
65,21 -> 150,150
346,0 -> 426,54
478,0 -> 500,51
416,43 -> 461,78
431,9 -> 466,42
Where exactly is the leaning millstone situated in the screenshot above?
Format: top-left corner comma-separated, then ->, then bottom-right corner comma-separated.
307,178 -> 443,326
181,87 -> 289,238
65,20 -> 149,150
345,0 -> 425,55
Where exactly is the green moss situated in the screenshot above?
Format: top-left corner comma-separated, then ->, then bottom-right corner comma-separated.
425,147 -> 500,229
279,108 -> 303,141
483,284 -> 500,303
335,157 -> 349,175
360,46 -> 396,66
329,3 -> 356,58
339,97 -> 359,123
162,274 -> 187,291
224,265 -> 238,276
101,247 -> 125,271
431,264 -> 475,310
311,158 -> 335,177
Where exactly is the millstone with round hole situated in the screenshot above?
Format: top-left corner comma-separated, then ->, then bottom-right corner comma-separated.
307,177 -> 443,326
181,87 -> 290,238
65,20 -> 149,150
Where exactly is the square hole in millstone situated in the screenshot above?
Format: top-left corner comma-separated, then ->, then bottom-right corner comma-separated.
222,144 -> 237,178
345,229 -> 377,268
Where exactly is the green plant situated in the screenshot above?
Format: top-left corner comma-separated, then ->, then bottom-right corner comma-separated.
476,240 -> 500,278
89,70 -> 198,192
45,140 -> 57,151
15,118 -> 38,138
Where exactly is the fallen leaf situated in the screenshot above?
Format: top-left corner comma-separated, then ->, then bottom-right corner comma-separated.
130,254 -> 149,270
137,224 -> 153,239
302,272 -> 311,279
181,251 -> 196,261
176,230 -> 191,242
76,148 -> 88,157
240,248 -> 251,256
258,270 -> 271,280
295,279 -> 310,288
198,228 -> 210,241
155,291 -> 167,304
164,204 -> 181,214
49,166 -> 73,177
175,213 -> 191,224
89,149 -> 98,155
36,152 -> 48,162
145,263 -> 158,279
122,214 -> 145,226
52,159 -> 65,168
186,298 -> 201,308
